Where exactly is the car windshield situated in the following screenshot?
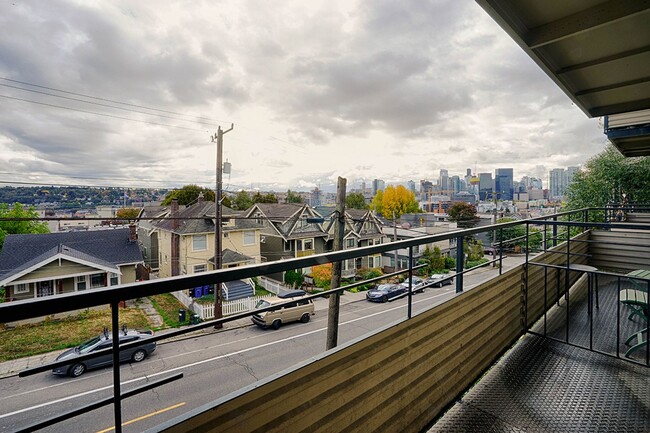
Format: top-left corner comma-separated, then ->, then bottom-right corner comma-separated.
77,336 -> 102,353
376,285 -> 392,291
255,300 -> 271,309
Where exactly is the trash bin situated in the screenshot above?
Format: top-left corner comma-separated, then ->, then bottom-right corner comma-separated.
178,309 -> 186,323
190,314 -> 200,325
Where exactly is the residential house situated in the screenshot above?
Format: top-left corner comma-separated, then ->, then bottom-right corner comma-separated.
322,208 -> 387,278
136,204 -> 170,273
153,196 -> 263,299
244,203 -> 329,281
0,227 -> 144,302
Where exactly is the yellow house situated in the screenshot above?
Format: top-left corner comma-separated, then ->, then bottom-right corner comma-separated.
155,197 -> 263,279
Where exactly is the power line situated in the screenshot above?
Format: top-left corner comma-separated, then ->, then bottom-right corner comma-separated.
0,83 -> 223,128
0,94 -> 207,131
0,77 -> 228,123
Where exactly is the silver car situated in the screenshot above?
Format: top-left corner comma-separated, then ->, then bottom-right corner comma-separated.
52,328 -> 156,377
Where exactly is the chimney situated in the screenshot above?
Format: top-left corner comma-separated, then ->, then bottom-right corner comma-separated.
171,198 -> 179,230
198,192 -> 205,205
128,223 -> 137,243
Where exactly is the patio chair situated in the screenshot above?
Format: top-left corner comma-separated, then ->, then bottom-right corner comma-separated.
624,328 -> 648,358
620,270 -> 649,321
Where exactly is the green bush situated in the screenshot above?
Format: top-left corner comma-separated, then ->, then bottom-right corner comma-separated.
444,256 -> 456,270
284,270 -> 304,288
466,258 -> 489,269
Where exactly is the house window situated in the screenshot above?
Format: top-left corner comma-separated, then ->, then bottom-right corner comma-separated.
284,240 -> 291,251
193,234 -> 207,251
194,264 -> 207,273
303,239 -> 314,250
109,273 -> 119,286
346,238 -> 356,248
14,283 -> 29,294
90,273 -> 104,288
243,231 -> 256,246
76,276 -> 87,291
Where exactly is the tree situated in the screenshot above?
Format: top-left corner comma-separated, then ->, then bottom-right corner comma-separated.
312,263 -> 332,289
116,208 -> 140,220
252,192 -> 278,204
0,203 -> 50,250
447,202 -> 478,228
162,184 -> 215,206
566,145 -> 650,214
489,218 -> 542,252
284,270 -> 304,288
286,190 -> 303,204
418,246 -> 446,275
233,190 -> 253,210
345,192 -> 368,210
370,185 -> 420,218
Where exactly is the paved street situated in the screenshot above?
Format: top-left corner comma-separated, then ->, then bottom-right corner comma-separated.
0,256 -> 525,432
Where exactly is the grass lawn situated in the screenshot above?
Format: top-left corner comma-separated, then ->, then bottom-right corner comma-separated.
149,293 -> 188,328
0,307 -> 150,362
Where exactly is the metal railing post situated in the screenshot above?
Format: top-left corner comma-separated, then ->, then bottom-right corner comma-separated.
111,301 -> 123,433
455,236 -> 464,293
552,216 -> 558,247
498,229 -> 503,275
407,246 -> 413,319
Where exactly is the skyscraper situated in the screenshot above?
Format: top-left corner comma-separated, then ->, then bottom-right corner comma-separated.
407,180 -> 416,195
439,169 -> 449,193
495,168 -> 514,200
479,173 -> 493,201
372,179 -> 385,196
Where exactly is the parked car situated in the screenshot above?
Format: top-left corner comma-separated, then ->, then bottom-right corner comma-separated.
251,290 -> 315,330
400,276 -> 426,293
426,274 -> 454,287
52,328 -> 156,378
366,284 -> 408,303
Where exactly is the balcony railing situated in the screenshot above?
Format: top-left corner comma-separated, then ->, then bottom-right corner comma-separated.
1,207 -> 648,432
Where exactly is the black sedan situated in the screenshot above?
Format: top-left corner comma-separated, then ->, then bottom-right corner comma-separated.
366,284 -> 408,303
52,328 -> 156,377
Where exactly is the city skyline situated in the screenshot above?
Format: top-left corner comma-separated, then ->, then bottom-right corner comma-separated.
0,2 -> 606,193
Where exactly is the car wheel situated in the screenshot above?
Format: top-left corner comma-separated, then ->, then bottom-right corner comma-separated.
382,295 -> 388,303
300,313 -> 310,323
271,319 -> 282,330
69,363 -> 86,378
131,349 -> 147,363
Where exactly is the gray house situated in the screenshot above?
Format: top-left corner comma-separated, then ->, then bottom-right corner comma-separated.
0,227 -> 144,302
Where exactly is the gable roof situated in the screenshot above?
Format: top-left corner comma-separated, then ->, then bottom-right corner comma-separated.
155,202 -> 262,235
0,228 -> 143,286
246,203 -> 328,241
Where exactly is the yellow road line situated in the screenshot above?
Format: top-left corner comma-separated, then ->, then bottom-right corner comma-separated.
96,402 -> 186,433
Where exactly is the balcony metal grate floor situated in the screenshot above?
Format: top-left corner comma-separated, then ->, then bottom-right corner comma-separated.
426,270 -> 650,433
426,334 -> 649,432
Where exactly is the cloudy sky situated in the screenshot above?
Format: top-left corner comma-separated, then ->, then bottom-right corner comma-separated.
0,0 -> 607,193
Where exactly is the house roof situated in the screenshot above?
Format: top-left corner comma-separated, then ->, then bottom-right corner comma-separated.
247,203 -> 328,241
155,202 -> 263,235
0,228 -> 143,285
209,249 -> 254,266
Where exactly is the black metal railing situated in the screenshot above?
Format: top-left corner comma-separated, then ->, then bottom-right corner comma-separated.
1,207 -> 646,432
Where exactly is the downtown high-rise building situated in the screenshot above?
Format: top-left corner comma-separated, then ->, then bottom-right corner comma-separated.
495,168 -> 514,200
372,179 -> 385,196
479,173 -> 493,201
549,166 -> 579,199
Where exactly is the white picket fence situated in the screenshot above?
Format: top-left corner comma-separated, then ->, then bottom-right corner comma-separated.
171,290 -> 274,320
258,276 -> 286,294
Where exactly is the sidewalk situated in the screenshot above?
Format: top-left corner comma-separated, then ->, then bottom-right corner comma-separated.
0,289 -> 368,379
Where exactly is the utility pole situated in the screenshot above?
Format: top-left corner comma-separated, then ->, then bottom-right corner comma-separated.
212,124 -> 234,329
326,176 -> 346,350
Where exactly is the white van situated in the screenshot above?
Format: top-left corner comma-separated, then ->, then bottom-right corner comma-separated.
251,290 -> 315,329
